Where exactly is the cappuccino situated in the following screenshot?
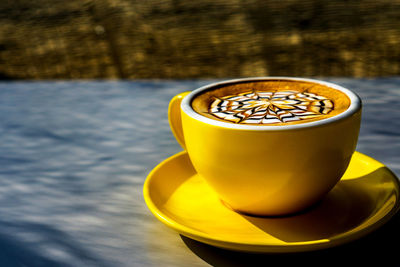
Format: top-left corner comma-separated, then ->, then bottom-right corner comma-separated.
192,80 -> 350,125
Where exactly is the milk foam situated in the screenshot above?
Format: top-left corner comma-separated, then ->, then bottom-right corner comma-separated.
209,90 -> 334,124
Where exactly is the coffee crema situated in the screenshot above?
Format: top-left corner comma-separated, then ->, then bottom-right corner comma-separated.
191,80 -> 351,125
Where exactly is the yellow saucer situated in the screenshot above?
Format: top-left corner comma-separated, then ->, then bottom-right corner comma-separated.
143,151 -> 400,253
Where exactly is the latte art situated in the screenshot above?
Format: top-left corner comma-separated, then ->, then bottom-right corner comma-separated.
209,91 -> 334,124
191,80 -> 351,126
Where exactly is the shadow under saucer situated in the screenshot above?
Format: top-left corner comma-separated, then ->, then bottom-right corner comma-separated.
181,210 -> 400,266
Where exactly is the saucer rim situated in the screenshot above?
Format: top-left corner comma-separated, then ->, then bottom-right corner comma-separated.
143,151 -> 400,253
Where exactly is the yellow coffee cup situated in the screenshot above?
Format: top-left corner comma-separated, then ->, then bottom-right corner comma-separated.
169,77 -> 362,216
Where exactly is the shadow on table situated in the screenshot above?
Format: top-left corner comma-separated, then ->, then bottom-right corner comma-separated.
0,231 -> 65,266
181,211 -> 400,267
0,220 -> 104,267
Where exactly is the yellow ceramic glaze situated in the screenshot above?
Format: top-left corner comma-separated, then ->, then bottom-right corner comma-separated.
168,78 -> 362,216
143,151 -> 400,253
168,91 -> 190,150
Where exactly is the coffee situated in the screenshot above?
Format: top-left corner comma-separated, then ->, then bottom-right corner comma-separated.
192,80 -> 351,125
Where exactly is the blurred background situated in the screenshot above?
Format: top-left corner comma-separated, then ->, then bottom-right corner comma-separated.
1,0 -> 400,79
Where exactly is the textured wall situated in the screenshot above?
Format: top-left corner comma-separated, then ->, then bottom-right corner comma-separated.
1,0 -> 400,79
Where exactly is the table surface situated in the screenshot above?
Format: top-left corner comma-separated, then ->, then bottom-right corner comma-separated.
0,78 -> 399,267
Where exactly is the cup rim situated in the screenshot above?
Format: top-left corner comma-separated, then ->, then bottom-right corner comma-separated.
181,77 -> 362,131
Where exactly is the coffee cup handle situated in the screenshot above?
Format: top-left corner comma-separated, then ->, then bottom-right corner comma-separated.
168,91 -> 190,150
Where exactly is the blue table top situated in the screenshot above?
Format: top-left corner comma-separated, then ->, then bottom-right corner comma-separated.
0,78 -> 399,266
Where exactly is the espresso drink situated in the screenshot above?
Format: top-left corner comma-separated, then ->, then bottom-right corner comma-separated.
192,80 -> 351,125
